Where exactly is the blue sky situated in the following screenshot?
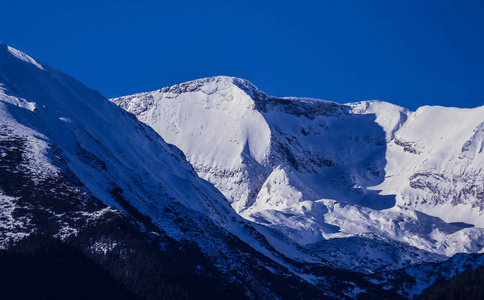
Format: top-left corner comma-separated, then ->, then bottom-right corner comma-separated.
1,0 -> 483,110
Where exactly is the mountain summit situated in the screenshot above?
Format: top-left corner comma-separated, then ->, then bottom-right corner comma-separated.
113,75 -> 484,278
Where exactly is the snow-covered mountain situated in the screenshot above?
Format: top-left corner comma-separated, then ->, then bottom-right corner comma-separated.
113,76 -> 484,281
1,42 -> 483,299
0,43 -> 347,299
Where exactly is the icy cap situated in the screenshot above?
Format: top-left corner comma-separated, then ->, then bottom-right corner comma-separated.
0,42 -> 46,71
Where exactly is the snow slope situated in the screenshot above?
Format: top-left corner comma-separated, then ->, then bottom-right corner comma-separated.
0,43 -> 362,299
360,103 -> 484,225
112,76 -> 484,271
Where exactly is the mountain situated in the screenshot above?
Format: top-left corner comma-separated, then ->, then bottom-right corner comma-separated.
112,75 -> 484,296
1,42 -> 483,299
0,43 -> 342,299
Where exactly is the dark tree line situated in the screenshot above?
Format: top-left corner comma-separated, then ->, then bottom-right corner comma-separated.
415,265 -> 484,300
0,234 -> 140,300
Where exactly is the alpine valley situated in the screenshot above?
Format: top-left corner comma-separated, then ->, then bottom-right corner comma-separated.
1,43 -> 484,299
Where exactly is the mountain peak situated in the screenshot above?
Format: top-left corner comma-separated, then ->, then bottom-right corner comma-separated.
157,75 -> 262,98
185,75 -> 258,89
0,43 -> 45,71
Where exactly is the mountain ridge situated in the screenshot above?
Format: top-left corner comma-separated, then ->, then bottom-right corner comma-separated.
112,75 -> 484,262
1,42 -> 484,299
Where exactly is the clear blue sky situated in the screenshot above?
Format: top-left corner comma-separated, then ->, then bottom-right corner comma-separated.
1,0 -> 483,110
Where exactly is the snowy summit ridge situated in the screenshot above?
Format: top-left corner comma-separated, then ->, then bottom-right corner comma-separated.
113,75 -> 484,271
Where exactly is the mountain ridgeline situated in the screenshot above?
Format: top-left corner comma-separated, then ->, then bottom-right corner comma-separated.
1,43 -> 483,299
